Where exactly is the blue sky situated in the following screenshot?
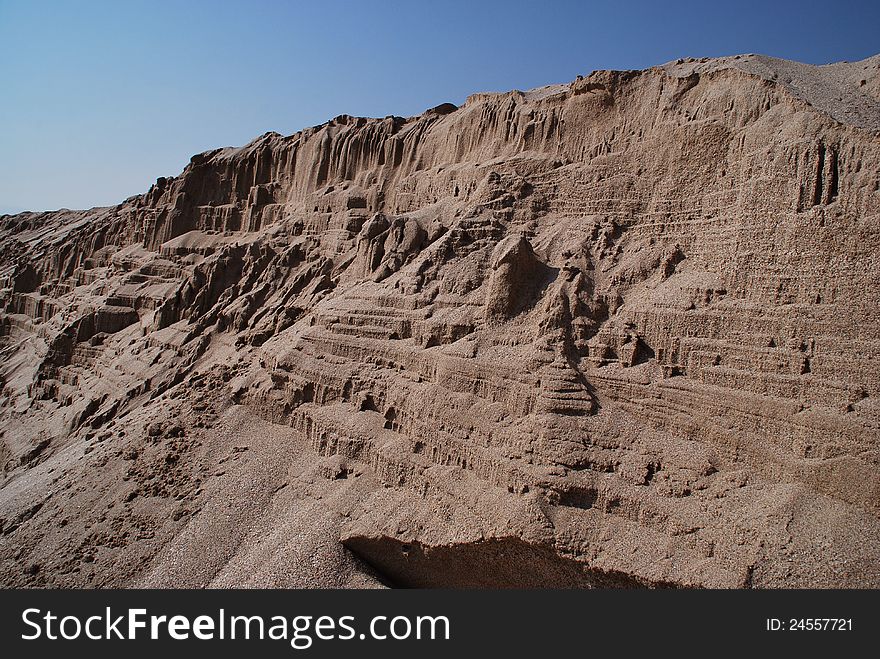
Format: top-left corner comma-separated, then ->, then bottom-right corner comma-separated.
1,0 -> 878,213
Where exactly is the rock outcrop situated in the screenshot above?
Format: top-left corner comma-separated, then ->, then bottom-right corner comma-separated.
1,53 -> 879,588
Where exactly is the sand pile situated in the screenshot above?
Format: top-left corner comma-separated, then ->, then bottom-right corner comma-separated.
1,52 -> 879,588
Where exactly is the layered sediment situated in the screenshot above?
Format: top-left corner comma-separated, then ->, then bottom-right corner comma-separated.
1,53 -> 879,588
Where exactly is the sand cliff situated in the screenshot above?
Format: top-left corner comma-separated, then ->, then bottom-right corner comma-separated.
1,53 -> 879,587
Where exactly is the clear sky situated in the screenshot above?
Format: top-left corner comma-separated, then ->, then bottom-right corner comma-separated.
1,0 -> 878,214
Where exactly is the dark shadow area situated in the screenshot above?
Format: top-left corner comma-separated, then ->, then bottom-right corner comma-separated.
343,535 -> 679,588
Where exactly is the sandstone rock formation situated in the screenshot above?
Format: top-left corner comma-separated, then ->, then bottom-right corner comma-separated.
1,53 -> 879,588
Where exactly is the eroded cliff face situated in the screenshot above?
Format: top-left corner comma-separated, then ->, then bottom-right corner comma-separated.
1,53 -> 880,588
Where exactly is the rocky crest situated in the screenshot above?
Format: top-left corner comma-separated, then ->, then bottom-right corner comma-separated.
1,53 -> 880,588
